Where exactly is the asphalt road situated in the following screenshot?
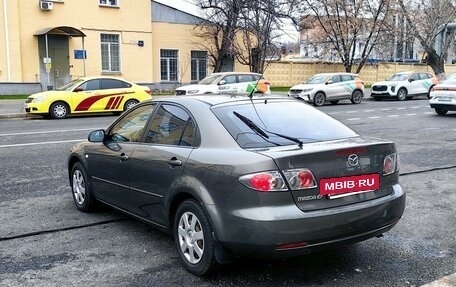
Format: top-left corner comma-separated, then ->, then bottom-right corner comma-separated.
0,97 -> 455,287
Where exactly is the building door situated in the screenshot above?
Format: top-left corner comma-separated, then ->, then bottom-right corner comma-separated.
38,35 -> 70,90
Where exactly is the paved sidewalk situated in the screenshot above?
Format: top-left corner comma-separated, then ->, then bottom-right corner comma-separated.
0,99 -> 27,119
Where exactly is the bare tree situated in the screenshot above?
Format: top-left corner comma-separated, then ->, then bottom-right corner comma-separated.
193,0 -> 243,72
299,0 -> 393,73
193,0 -> 299,73
236,0 -> 298,73
397,0 -> 456,78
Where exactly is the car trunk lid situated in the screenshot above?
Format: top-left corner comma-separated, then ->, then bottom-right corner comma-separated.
254,137 -> 398,211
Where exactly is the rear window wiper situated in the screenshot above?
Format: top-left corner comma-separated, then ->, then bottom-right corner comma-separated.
233,111 -> 303,148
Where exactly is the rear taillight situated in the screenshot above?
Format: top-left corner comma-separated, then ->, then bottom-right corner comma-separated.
383,153 -> 399,175
239,171 -> 287,192
146,89 -> 152,95
282,169 -> 317,190
239,169 -> 317,192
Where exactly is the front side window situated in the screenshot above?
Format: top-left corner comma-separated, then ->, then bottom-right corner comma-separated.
145,104 -> 195,146
410,73 -> 420,81
191,51 -> 207,81
79,79 -> 101,91
101,34 -> 120,72
222,75 -> 236,84
109,104 -> 155,142
160,49 -> 178,82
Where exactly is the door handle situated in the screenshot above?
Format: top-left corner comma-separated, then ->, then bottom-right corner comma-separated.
120,153 -> 129,162
167,157 -> 182,167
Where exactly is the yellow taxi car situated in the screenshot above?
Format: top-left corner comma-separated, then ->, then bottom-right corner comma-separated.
25,76 -> 152,119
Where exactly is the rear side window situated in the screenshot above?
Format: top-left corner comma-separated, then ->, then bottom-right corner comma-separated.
212,100 -> 358,148
419,73 -> 431,80
238,75 -> 255,83
102,79 -> 131,89
340,74 -> 354,81
145,104 -> 196,146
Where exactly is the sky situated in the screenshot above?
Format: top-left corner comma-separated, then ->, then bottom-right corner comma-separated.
153,0 -> 300,43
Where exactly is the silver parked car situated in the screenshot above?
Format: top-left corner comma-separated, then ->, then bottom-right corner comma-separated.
288,72 -> 365,106
68,94 -> 405,275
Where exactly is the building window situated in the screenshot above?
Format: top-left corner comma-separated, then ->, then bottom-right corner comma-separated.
160,49 -> 178,82
101,34 -> 120,72
99,0 -> 118,6
191,51 -> 207,81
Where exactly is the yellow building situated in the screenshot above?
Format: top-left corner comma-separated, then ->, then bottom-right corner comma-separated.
0,0 -> 245,94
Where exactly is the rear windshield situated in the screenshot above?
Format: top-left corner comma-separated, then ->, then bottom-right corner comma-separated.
212,99 -> 358,148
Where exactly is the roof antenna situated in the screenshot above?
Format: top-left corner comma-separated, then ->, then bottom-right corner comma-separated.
248,73 -> 264,99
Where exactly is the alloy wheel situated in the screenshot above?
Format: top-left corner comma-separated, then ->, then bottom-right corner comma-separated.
177,211 -> 204,264
72,169 -> 86,205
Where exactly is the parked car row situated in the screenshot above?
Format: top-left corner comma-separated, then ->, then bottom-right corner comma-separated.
24,71 -> 455,119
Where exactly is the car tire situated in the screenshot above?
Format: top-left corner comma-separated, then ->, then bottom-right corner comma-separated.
313,92 -> 326,107
428,86 -> 434,99
174,199 -> 216,276
350,90 -> 363,104
70,162 -> 97,212
397,88 -> 407,101
435,108 -> 448,115
123,99 -> 139,111
329,100 -> 339,105
50,101 -> 70,119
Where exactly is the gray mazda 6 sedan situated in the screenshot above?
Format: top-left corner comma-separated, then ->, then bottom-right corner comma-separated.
68,94 -> 405,275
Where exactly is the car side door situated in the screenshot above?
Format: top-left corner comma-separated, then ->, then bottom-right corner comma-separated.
71,79 -> 112,112
419,73 -> 433,94
325,75 -> 343,99
237,74 -> 257,93
128,103 -> 196,226
217,75 -> 237,94
86,103 -> 156,209
408,73 -> 421,95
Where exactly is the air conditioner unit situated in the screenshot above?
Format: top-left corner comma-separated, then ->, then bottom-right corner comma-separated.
40,1 -> 53,11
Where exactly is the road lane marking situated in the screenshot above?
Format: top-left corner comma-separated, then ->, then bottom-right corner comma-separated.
406,114 -> 417,116
423,112 -> 434,114
346,111 -> 357,114
0,128 -> 100,137
381,108 -> 391,111
387,115 -> 399,117
347,118 -> 361,121
396,107 -> 406,110
368,116 -> 381,119
0,139 -> 83,148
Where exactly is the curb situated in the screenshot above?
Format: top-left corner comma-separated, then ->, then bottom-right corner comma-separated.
0,113 -> 27,119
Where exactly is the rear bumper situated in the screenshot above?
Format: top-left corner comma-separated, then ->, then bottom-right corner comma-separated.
207,184 -> 405,259
430,103 -> 456,111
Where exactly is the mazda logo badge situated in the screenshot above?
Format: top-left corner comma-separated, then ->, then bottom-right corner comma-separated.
348,154 -> 359,167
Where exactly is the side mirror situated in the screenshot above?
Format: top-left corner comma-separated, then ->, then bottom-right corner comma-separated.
74,87 -> 84,92
218,80 -> 227,85
409,78 -> 415,82
88,129 -> 106,142
326,80 -> 334,85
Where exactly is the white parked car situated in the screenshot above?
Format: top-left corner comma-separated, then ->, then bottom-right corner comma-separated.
287,73 -> 365,106
371,71 -> 438,101
175,72 -> 270,95
429,79 -> 456,115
